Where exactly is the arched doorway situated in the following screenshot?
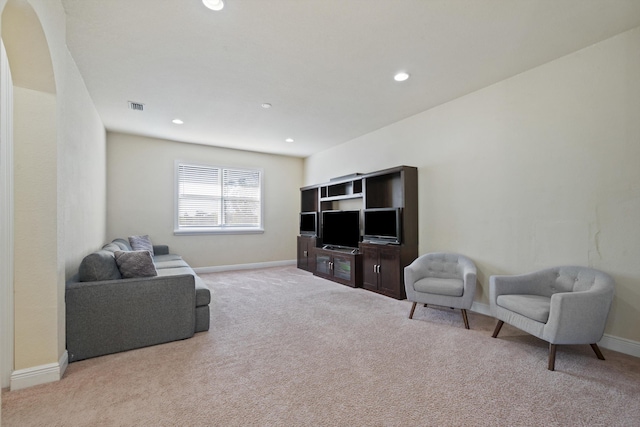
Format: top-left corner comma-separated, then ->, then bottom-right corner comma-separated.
1,29 -> 14,391
1,0 -> 57,389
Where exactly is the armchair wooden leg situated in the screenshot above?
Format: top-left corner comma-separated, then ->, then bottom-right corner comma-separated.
491,320 -> 504,338
548,344 -> 557,371
409,302 -> 417,319
590,343 -> 605,360
461,309 -> 470,329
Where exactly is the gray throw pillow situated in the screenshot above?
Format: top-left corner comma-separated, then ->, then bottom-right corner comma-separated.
78,250 -> 123,282
129,234 -> 154,256
114,250 -> 158,279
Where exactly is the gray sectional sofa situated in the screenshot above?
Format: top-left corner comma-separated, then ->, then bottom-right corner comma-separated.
66,238 -> 210,362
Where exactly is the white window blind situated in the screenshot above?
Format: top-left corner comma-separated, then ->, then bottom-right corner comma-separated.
176,163 -> 263,233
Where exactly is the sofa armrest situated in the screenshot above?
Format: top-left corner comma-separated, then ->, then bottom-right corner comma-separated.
153,244 -> 170,255
543,288 -> 614,344
66,274 -> 196,362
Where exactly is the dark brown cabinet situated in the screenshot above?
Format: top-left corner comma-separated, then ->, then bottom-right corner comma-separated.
313,248 -> 362,288
297,236 -> 316,272
361,243 -> 405,299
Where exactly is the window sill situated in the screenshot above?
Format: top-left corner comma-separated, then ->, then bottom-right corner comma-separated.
174,227 -> 264,236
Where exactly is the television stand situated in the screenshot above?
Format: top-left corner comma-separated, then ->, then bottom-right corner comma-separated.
313,247 -> 362,288
322,245 -> 359,254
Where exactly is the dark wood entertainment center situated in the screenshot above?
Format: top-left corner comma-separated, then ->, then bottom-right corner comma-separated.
297,165 -> 418,299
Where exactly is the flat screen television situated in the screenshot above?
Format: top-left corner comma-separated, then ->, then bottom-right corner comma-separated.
363,207 -> 402,244
321,210 -> 360,249
299,211 -> 318,237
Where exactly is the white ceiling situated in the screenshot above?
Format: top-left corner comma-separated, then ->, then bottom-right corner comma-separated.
61,0 -> 640,158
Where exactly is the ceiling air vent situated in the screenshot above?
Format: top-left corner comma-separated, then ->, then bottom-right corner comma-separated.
128,101 -> 145,111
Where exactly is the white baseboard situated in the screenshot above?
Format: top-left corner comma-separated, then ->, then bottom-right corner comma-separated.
194,259 -> 296,274
10,350 -> 68,391
469,302 -> 640,358
598,334 -> 640,358
471,301 -> 492,317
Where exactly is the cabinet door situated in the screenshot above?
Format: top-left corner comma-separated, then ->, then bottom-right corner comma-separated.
315,252 -> 332,278
297,236 -> 316,271
297,237 -> 308,270
307,246 -> 316,273
332,255 -> 353,282
361,246 -> 379,291
378,246 -> 402,298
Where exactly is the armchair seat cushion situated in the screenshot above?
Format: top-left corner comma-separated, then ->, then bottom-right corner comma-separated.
497,294 -> 550,323
414,277 -> 464,297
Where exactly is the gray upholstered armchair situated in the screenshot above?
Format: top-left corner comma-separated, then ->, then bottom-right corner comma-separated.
490,266 -> 615,371
404,253 -> 477,329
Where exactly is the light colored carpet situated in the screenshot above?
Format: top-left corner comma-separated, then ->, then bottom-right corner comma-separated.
3,266 -> 640,426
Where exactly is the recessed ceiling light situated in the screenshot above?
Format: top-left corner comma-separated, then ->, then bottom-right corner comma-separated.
394,72 -> 410,82
202,0 -> 224,11
172,119 -> 184,124
261,103 -> 272,109
285,138 -> 294,143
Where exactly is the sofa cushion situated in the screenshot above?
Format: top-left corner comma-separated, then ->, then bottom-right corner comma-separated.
129,234 -> 154,256
114,250 -> 158,279
154,259 -> 191,269
156,267 -> 211,306
156,266 -> 194,278
78,250 -> 122,282
152,254 -> 184,262
194,278 -> 212,307
152,245 -> 170,256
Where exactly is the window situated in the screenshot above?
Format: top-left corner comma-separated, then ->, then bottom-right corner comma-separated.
175,162 -> 263,234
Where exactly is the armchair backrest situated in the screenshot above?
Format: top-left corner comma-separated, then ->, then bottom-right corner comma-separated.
540,266 -> 614,295
416,252 -> 475,280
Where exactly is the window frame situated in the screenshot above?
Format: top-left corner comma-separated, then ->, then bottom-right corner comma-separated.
174,161 -> 264,235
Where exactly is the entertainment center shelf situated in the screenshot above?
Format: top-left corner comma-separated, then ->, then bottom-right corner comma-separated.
319,175 -> 363,201
297,166 -> 418,299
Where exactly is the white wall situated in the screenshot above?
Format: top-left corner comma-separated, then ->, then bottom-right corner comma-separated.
305,28 -> 640,343
61,46 -> 107,279
107,132 -> 302,268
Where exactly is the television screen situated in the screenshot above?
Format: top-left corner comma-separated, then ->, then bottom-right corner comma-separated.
299,212 -> 317,236
321,210 -> 360,249
363,208 -> 401,244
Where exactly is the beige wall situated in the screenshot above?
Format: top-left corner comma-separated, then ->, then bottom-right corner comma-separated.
13,86 -> 59,369
305,28 -> 640,343
1,7 -> 7,424
107,132 -> 302,268
1,0 -> 106,384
